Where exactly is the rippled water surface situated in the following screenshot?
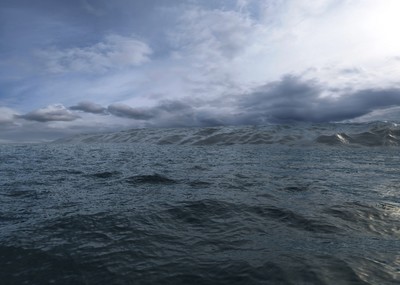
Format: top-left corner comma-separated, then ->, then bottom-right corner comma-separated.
1,124 -> 400,284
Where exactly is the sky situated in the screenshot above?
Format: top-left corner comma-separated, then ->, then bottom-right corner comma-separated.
1,0 -> 400,142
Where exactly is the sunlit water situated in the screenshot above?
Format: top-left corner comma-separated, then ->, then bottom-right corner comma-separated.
1,123 -> 400,284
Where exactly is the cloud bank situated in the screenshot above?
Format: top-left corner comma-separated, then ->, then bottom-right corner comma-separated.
237,76 -> 400,123
8,75 -> 400,127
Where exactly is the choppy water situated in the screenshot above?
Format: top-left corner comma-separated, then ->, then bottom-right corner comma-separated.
1,123 -> 400,284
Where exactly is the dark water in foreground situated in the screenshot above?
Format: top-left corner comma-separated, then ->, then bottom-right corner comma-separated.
1,124 -> 400,284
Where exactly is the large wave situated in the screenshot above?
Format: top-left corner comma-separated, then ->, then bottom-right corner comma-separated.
53,122 -> 400,147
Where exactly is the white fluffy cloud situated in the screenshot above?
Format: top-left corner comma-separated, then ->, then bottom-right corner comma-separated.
38,35 -> 152,74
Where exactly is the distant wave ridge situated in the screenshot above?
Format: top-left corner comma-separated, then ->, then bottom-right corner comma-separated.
53,121 -> 400,146
315,122 -> 400,146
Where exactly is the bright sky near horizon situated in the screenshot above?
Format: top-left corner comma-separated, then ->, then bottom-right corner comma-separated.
1,0 -> 400,142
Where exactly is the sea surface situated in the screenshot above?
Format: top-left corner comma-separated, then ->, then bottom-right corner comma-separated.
1,122 -> 400,284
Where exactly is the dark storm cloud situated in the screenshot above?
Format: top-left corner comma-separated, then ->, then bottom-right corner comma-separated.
335,88 -> 400,118
239,75 -> 322,123
107,104 -> 156,120
102,77 -> 400,126
237,75 -> 400,123
19,105 -> 80,122
70,101 -> 108,114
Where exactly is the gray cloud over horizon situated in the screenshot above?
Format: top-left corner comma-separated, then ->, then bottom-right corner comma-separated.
107,103 -> 156,121
19,104 -> 80,122
145,76 -> 400,126
236,76 -> 400,124
6,75 -> 400,137
70,101 -> 108,114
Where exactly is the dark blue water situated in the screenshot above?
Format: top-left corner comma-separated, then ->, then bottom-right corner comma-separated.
1,124 -> 400,284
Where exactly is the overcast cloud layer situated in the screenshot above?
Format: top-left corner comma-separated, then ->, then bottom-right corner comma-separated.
1,0 -> 400,141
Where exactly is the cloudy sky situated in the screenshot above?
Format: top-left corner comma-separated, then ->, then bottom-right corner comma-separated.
1,0 -> 400,142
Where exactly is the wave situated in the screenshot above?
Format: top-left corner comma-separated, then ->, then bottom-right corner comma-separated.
89,171 -> 120,179
125,174 -> 177,185
315,124 -> 400,146
53,121 -> 400,147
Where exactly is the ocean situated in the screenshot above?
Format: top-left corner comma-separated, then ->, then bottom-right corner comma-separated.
1,122 -> 399,284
